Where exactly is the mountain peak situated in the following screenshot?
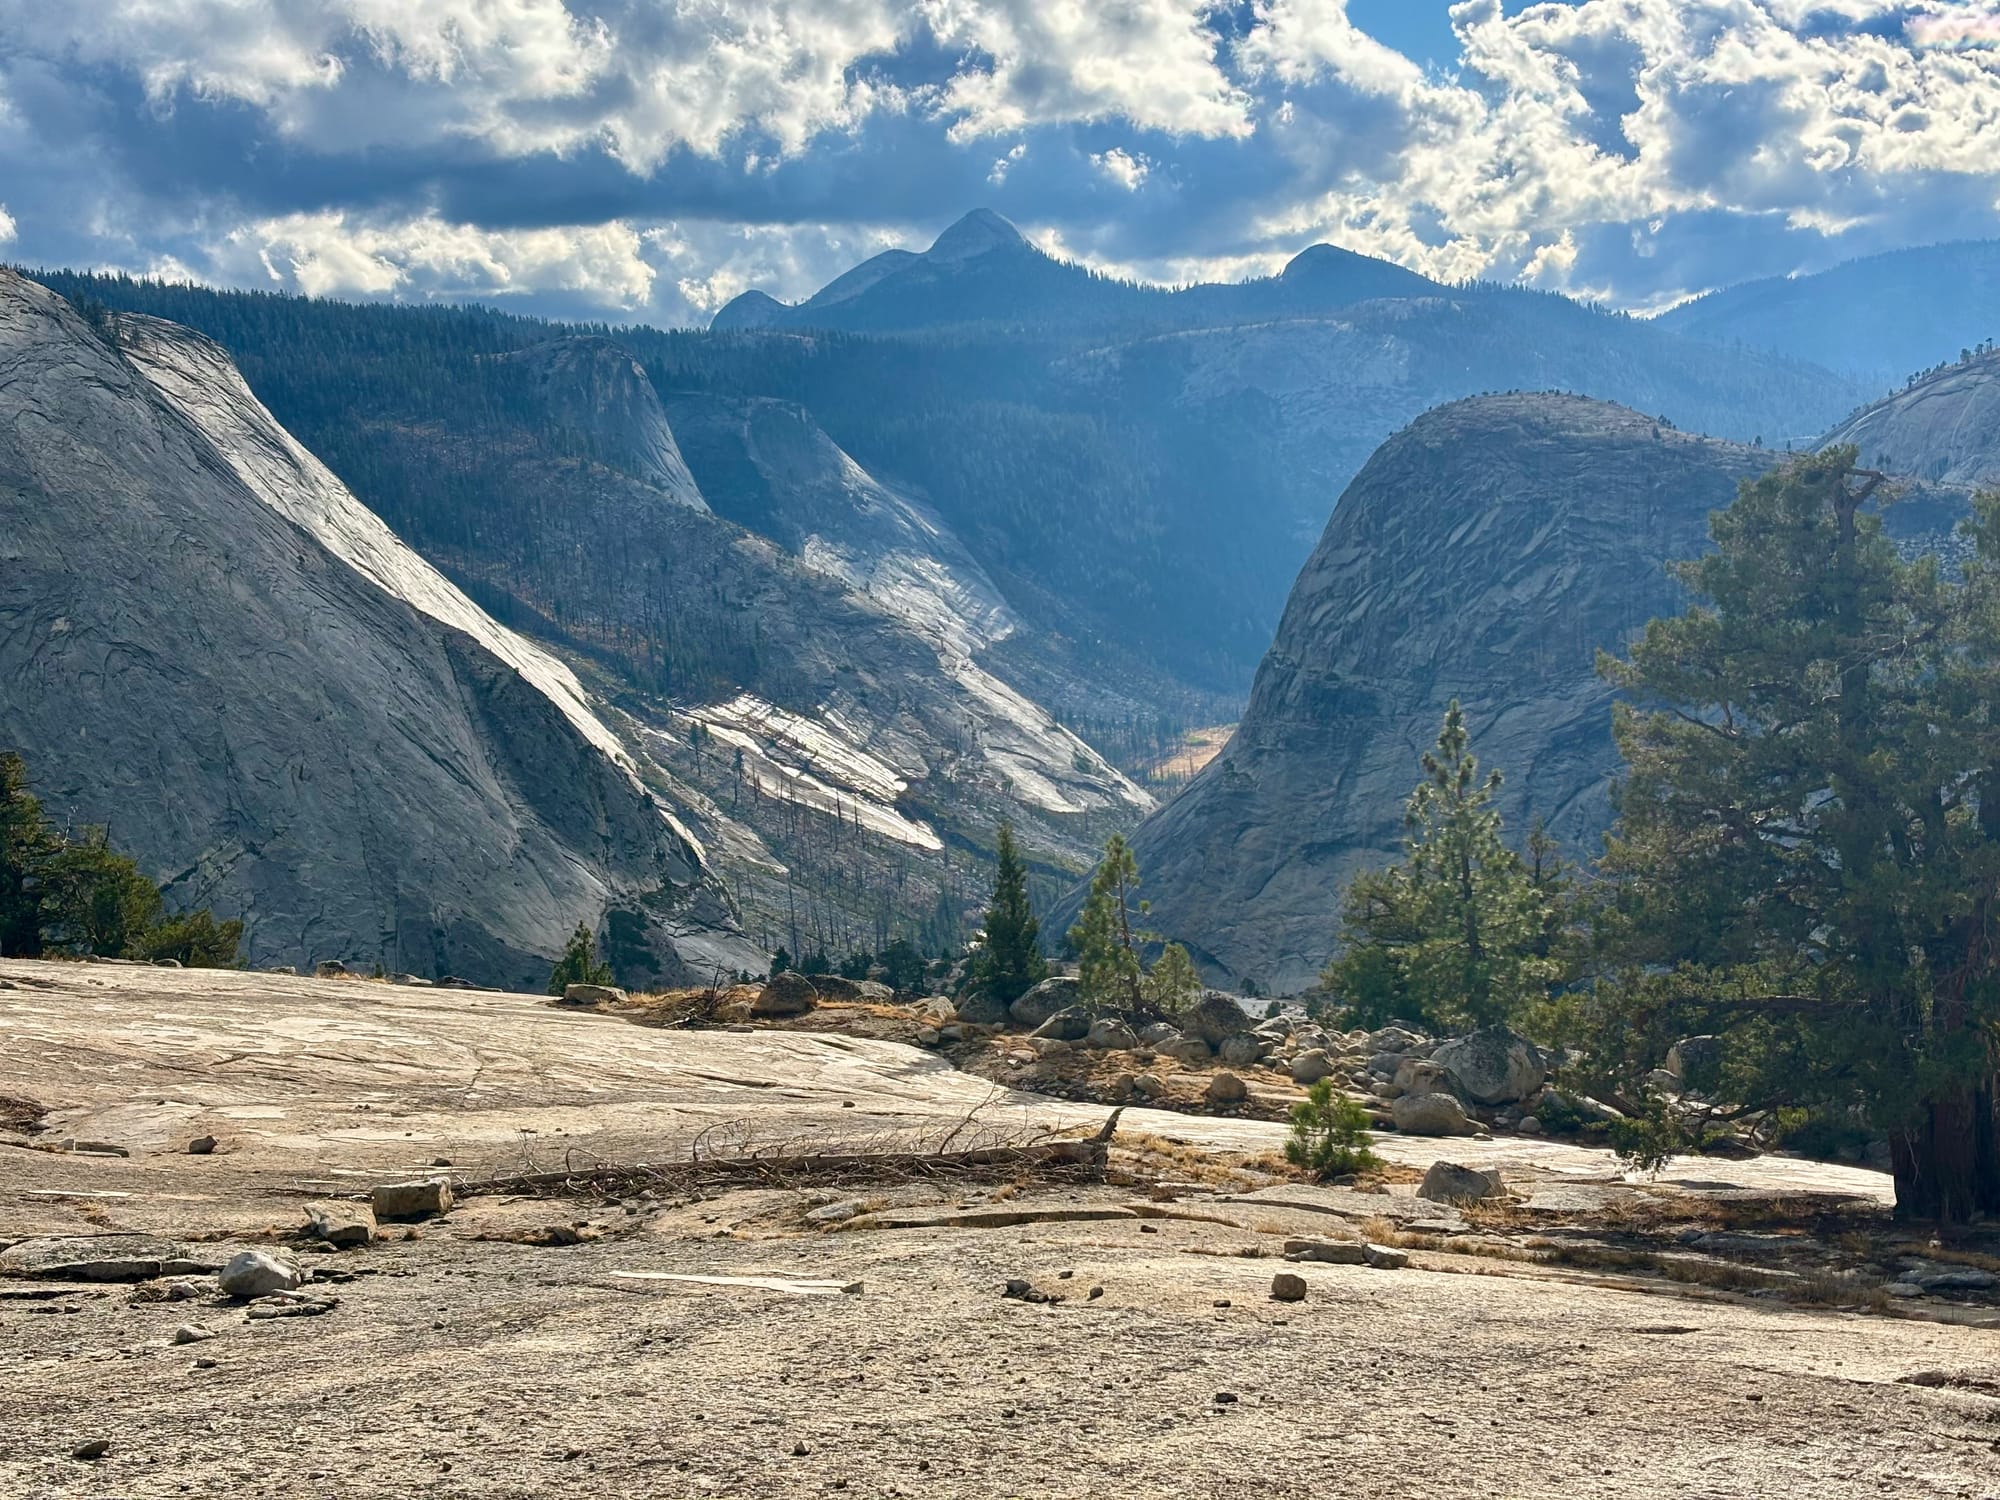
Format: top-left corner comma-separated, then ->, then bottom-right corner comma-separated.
927,209 -> 1029,264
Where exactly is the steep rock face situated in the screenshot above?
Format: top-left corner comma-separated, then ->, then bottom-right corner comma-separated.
1107,395 -> 1770,993
1821,351 -> 2000,490
502,337 -> 708,509
0,272 -> 718,988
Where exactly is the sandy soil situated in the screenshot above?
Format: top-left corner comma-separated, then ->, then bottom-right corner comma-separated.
3,959 -> 1997,1499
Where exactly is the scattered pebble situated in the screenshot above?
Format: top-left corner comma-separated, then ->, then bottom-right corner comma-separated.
169,1324 -> 215,1345
70,1440 -> 110,1461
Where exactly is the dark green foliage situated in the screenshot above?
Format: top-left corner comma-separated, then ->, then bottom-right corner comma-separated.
800,950 -> 833,976
547,922 -> 613,995
1141,942 -> 1202,1013
1321,704 -> 1574,1033
836,949 -> 874,981
1284,1081 -> 1380,1178
968,821 -> 1046,1005
0,752 -> 242,965
877,938 -> 927,994
770,946 -> 793,977
1069,834 -> 1144,1011
1591,448 -> 2000,1221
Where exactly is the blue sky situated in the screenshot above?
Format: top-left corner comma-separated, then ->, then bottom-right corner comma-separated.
1,1 -> 1997,326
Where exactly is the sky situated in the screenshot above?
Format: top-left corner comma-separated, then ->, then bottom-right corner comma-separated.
3,1 -> 2000,326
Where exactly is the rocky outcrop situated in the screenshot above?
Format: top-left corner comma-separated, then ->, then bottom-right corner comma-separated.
1106,395 -> 1771,992
0,271 -> 722,988
1821,350 -> 2000,491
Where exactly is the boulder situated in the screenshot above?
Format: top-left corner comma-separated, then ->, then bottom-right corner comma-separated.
1284,1238 -> 1367,1265
1391,1091 -> 1477,1137
1205,1072 -> 1249,1105
1290,1049 -> 1334,1085
1029,1037 -> 1072,1057
1367,1052 -> 1407,1077
1368,1025 -> 1428,1054
186,1135 -> 218,1156
1269,1272 -> 1308,1302
1138,1022 -> 1183,1047
952,988 -> 1012,1027
1665,1034 -> 1722,1085
313,961 -> 352,980
1362,1243 -> 1410,1270
1392,1058 -> 1455,1097
1516,1116 -> 1543,1135
218,1250 -> 302,1299
806,974 -> 864,1002
1418,1162 -> 1506,1204
559,983 -> 626,1007
1010,976 -> 1083,1030
1432,1027 -> 1545,1105
304,1202 -> 376,1249
855,980 -> 897,1002
370,1179 -> 453,1221
1131,1073 -> 1166,1098
1177,991 -> 1255,1047
751,972 -> 818,1018
1086,1018 -> 1140,1051
1160,1035 -> 1213,1065
1218,1034 -> 1269,1067
1032,1008 -> 1094,1043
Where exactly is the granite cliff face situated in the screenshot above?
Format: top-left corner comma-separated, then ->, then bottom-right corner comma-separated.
1106,395 -> 1771,994
1821,350 -> 2000,490
0,271 -> 727,988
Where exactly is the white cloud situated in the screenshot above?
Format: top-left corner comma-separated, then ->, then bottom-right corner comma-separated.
0,204 -> 15,245
989,141 -> 1027,185
1091,147 -> 1150,190
217,212 -> 658,308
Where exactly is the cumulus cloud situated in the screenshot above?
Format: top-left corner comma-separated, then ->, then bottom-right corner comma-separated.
0,205 -> 15,245
3,0 -> 2000,317
215,211 -> 659,308
1091,147 -> 1151,190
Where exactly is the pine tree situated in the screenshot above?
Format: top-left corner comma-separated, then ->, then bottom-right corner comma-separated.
547,922 -> 613,995
1069,834 -> 1144,1011
1594,448 -> 2000,1221
970,821 -> 1047,1004
1142,942 -> 1202,1013
1321,703 -> 1569,1032
0,753 -> 56,958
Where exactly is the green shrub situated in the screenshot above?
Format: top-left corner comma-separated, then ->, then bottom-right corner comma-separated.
1284,1080 -> 1380,1178
547,922 -> 613,995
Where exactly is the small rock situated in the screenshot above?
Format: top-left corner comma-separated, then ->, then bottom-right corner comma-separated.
304,1201 -> 376,1249
1205,1072 -> 1249,1105
1418,1161 -> 1506,1205
371,1178 -> 453,1221
1362,1243 -> 1410,1270
218,1250 -> 301,1299
1212,1298 -> 1231,1308
1213,1391 -> 1238,1404
792,1441 -> 811,1457
915,1026 -> 942,1047
185,1135 -> 218,1156
70,1440 -> 110,1462
805,1200 -> 865,1225
313,960 -> 352,979
170,1323 -> 216,1345
1087,1285 -> 1104,1300
1001,1279 -> 1059,1304
1516,1116 -> 1542,1135
1269,1272 -> 1308,1303
1131,1072 -> 1166,1098
1138,1022 -> 1182,1047
559,982 -> 627,1007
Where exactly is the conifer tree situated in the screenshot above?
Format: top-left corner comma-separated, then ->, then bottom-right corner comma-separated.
971,821 -> 1046,1004
1069,834 -> 1144,1011
547,922 -> 613,995
1142,942 -> 1202,1013
1322,703 -> 1568,1031
1591,448 -> 2000,1221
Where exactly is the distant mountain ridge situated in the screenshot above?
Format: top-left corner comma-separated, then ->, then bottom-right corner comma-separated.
711,209 -> 1455,336
1655,239 -> 2000,387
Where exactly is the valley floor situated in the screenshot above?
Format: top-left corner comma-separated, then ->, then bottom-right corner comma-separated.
2,960 -> 1996,1499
